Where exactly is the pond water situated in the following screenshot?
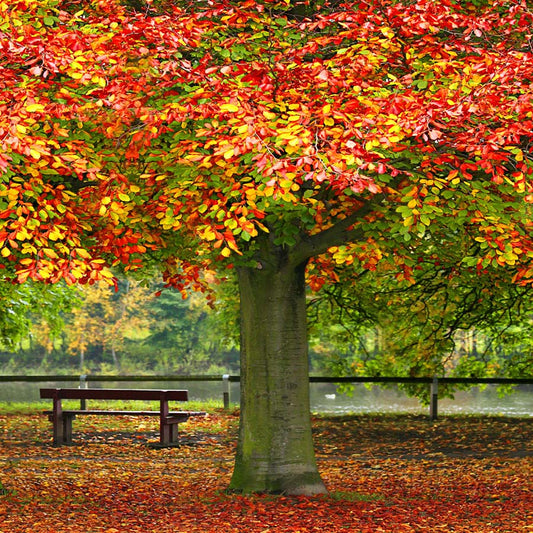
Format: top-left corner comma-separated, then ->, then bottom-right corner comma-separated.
1,379 -> 531,417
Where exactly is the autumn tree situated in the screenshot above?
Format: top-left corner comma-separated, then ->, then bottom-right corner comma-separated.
1,0 -> 533,494
65,280 -> 154,370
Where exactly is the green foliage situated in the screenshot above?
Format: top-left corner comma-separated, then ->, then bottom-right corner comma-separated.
308,256 -> 533,400
326,491 -> 384,503
139,288 -> 233,372
0,281 -> 79,349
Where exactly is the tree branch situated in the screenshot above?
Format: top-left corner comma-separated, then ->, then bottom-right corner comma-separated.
289,191 -> 387,265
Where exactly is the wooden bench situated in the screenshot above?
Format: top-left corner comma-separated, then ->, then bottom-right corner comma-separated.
40,388 -> 205,447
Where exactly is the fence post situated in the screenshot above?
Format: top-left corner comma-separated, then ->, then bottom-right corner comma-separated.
222,374 -> 230,409
79,374 -> 88,410
430,377 -> 438,421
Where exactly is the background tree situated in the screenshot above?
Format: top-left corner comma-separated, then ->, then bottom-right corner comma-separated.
144,287 -> 239,373
0,280 -> 78,368
64,280 -> 155,370
103,279 -> 156,369
1,0 -> 533,495
66,283 -> 111,370
0,276 -> 238,374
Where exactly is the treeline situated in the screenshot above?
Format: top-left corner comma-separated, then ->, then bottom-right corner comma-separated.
0,279 -> 240,374
1,269 -> 532,383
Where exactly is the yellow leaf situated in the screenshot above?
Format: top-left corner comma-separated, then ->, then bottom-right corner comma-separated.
380,26 -> 394,38
220,103 -> 239,112
42,248 -> 58,259
223,147 -> 234,160
75,248 -> 91,259
100,268 -> 114,278
228,240 -> 241,253
1,247 -> 10,257
225,219 -> 238,230
38,267 -> 52,279
220,247 -> 231,257
91,75 -> 106,87
26,103 -> 45,113
203,228 -> 216,241
365,139 -> 380,151
70,267 -> 84,279
118,193 -> 130,202
278,132 -> 296,140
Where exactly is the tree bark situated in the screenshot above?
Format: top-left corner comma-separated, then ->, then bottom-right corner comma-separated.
229,253 -> 327,495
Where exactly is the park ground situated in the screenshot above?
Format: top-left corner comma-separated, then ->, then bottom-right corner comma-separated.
0,406 -> 531,533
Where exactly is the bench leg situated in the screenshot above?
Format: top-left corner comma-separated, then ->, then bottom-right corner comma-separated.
159,398 -> 180,446
160,422 -> 178,446
51,414 -> 75,446
52,414 -> 63,447
63,414 -> 75,445
170,423 -> 178,443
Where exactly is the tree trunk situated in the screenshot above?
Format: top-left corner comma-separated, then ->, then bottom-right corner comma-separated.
229,256 -> 327,495
111,345 -> 120,370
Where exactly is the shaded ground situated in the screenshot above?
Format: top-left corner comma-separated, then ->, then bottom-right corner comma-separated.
0,411 -> 531,532
312,414 -> 532,459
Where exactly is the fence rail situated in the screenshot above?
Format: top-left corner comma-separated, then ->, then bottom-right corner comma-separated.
1,374 -> 532,420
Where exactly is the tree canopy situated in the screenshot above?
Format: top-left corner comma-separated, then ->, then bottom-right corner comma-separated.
1,0 -> 532,289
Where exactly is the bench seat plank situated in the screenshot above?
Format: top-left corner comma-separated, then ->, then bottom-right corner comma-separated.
43,410 -> 198,417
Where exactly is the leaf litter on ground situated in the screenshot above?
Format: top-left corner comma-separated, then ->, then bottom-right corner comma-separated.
0,411 -> 531,532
